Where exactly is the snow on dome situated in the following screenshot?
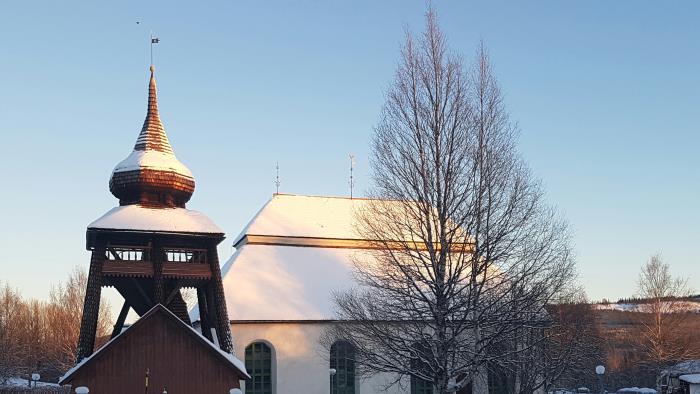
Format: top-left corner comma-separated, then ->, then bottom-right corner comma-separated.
108,65 -> 197,208
88,205 -> 223,234
113,149 -> 193,178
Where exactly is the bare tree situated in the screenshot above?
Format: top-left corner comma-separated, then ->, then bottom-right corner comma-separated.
45,267 -> 113,373
634,254 -> 697,367
0,268 -> 113,384
0,283 -> 25,384
516,290 -> 605,392
328,9 -> 576,394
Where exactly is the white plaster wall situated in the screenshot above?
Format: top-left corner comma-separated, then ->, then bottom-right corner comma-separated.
231,322 -> 405,394
690,383 -> 700,394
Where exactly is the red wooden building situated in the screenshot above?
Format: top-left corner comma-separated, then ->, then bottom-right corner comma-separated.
61,304 -> 248,393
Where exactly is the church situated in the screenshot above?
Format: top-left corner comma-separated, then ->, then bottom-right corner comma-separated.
192,194 -> 493,394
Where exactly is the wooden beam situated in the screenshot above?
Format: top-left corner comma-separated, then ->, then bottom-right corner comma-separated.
107,247 -> 120,260
111,300 -> 130,339
197,286 -> 213,342
103,261 -> 154,277
164,282 -> 181,306
129,278 -> 153,307
162,262 -> 211,279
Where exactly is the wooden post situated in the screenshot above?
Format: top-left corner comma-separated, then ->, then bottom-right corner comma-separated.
153,240 -> 164,304
76,244 -> 106,362
197,286 -> 213,342
206,283 -> 217,342
207,244 -> 233,353
111,300 -> 131,339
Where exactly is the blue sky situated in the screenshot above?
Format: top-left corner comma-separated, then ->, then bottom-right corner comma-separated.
0,1 -> 698,304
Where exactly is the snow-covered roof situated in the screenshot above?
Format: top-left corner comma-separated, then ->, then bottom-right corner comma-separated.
680,374 -> 700,384
233,194 -> 370,245
662,360 -> 700,376
191,244 -> 370,321
60,304 -> 248,384
88,205 -> 223,234
194,194 -> 481,321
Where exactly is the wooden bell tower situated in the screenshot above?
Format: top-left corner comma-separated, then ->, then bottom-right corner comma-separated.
75,66 -> 233,362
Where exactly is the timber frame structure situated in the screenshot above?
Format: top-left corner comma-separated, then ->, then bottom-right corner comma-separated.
75,65 -> 233,362
76,229 -> 232,361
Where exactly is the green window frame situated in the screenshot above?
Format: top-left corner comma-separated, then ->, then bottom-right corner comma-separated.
410,375 -> 433,394
245,342 -> 273,394
330,341 -> 356,394
410,341 -> 433,394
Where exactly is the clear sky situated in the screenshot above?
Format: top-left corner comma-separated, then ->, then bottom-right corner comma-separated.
0,1 -> 698,305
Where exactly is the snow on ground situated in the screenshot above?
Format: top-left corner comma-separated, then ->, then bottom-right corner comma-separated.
594,300 -> 700,313
616,388 -> 657,393
2,377 -> 60,387
549,388 -> 657,394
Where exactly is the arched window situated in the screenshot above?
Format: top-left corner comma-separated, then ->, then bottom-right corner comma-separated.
410,341 -> 433,394
330,341 -> 356,394
245,342 -> 273,394
410,372 -> 433,394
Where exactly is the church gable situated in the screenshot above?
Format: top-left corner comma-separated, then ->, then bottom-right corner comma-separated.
205,194 -> 378,322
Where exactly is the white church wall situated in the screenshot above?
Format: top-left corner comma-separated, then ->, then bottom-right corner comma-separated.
231,322 -> 405,394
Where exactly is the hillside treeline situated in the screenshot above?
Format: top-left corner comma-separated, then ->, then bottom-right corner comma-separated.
598,309 -> 700,389
0,268 -> 112,384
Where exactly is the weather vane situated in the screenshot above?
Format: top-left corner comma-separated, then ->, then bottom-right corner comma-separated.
136,21 -> 160,67
150,32 -> 160,66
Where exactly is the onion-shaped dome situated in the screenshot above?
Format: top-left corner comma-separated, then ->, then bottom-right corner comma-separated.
109,66 -> 195,208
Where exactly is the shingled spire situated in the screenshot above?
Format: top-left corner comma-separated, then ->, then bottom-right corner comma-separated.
109,66 -> 195,208
135,65 -> 174,154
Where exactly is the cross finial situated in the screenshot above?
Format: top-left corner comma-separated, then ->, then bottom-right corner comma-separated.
275,162 -> 281,194
349,154 -> 356,199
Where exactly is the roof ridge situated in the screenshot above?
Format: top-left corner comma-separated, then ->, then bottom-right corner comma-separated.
272,193 -> 380,201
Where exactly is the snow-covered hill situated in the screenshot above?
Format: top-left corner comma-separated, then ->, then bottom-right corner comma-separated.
594,300 -> 700,313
